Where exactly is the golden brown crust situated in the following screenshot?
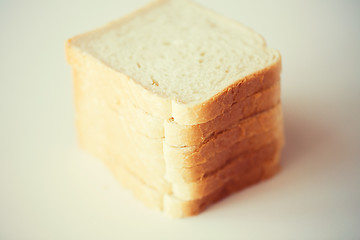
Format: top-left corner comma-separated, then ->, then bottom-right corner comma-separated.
164,105 -> 283,169
165,82 -> 281,146
171,58 -> 281,124
169,139 -> 283,201
164,150 -> 281,218
165,123 -> 283,183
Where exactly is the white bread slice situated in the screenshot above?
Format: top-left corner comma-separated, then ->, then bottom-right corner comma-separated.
66,0 -> 281,125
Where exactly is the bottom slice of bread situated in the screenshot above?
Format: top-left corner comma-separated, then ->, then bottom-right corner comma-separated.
169,139 -> 283,201
93,146 -> 281,218
163,153 -> 280,218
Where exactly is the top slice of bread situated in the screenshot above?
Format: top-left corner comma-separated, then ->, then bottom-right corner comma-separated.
66,0 -> 281,124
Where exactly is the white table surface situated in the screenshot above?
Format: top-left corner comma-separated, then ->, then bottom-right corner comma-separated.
1,0 -> 359,239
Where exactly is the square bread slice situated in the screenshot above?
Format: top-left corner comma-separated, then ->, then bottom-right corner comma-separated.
66,0 -> 283,217
66,0 -> 281,125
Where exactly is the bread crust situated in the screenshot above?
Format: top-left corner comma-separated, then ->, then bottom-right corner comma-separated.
169,138 -> 283,200
171,57 -> 281,124
164,105 -> 283,169
165,82 -> 281,146
165,121 -> 283,183
164,152 -> 280,218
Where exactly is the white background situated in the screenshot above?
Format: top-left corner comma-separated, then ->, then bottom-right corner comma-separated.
1,0 -> 360,239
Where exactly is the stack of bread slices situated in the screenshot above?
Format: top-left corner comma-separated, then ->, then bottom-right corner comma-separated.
65,0 -> 284,218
